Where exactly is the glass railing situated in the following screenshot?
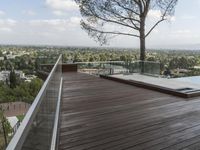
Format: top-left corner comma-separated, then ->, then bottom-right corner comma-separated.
77,61 -> 129,76
129,61 -> 161,76
37,54 -> 60,73
77,61 -> 161,76
6,55 -> 63,150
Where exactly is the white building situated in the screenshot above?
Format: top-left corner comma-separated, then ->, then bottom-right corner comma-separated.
0,70 -> 25,81
7,116 -> 19,128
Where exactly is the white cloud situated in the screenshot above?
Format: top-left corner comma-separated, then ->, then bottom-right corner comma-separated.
180,15 -> 196,20
22,10 -> 37,16
0,19 -> 17,32
29,17 -> 81,31
168,29 -> 195,39
0,0 -> 198,49
7,19 -> 17,26
153,29 -> 159,33
148,10 -> 162,19
53,10 -> 66,16
172,29 -> 191,34
0,19 -> 17,27
166,16 -> 176,22
30,19 -> 67,26
70,17 -> 81,25
46,0 -> 78,11
0,10 -> 5,16
148,9 -> 175,22
0,27 -> 12,32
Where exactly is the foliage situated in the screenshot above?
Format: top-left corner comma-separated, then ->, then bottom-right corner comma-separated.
2,45 -> 200,78
0,78 -> 43,104
75,0 -> 178,60
16,115 -> 24,122
185,69 -> 200,77
0,111 -> 12,134
9,70 -> 17,89
168,57 -> 197,69
0,109 -> 12,148
61,48 -> 139,63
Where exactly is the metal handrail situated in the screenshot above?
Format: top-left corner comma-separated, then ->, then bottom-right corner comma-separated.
133,60 -> 161,64
6,55 -> 62,150
75,61 -> 125,64
50,77 -> 63,150
76,61 -> 160,64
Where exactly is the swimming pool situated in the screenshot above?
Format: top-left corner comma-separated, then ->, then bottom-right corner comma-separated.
108,74 -> 200,97
175,76 -> 200,85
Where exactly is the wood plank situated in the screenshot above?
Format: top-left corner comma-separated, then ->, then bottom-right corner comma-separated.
58,72 -> 200,150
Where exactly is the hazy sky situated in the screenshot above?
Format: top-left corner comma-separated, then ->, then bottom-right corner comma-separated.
0,0 -> 200,49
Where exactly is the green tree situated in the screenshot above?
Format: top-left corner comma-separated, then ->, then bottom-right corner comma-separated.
29,78 -> 43,97
0,51 -> 3,57
9,70 -> 17,89
75,0 -> 178,61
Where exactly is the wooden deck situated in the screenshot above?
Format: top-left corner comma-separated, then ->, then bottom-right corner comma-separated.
59,72 -> 200,150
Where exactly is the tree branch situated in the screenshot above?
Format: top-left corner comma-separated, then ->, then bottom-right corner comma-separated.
84,24 -> 140,37
146,0 -> 175,37
134,0 -> 143,14
99,31 -> 140,37
113,0 -> 140,16
141,0 -> 147,10
145,18 -> 166,37
89,7 -> 139,30
100,6 -> 140,30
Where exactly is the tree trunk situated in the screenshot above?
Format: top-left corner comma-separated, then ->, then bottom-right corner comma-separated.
140,17 -> 146,73
140,18 -> 146,61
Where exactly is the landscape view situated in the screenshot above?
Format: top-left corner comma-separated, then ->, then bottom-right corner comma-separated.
1,0 -> 200,150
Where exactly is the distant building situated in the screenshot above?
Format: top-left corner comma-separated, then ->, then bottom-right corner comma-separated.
0,70 -> 25,81
7,116 -> 19,128
23,75 -> 37,82
15,70 -> 25,79
7,116 -> 20,135
2,51 -> 7,55
194,66 -> 200,69
0,70 -> 10,81
6,54 -> 16,59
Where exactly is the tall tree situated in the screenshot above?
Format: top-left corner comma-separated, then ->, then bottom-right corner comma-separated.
9,69 -> 17,89
75,0 -> 178,61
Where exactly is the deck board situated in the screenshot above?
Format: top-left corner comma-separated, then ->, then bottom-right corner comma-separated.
58,72 -> 200,150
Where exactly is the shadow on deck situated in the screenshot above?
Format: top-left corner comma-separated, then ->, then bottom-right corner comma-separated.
59,72 -> 200,150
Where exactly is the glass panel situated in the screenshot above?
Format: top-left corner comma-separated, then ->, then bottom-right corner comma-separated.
77,61 -> 161,76
21,56 -> 62,150
6,55 -> 62,150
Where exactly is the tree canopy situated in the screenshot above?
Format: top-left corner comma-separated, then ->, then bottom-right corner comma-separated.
75,0 -> 178,60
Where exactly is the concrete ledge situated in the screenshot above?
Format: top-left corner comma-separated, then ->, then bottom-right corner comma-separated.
100,75 -> 200,98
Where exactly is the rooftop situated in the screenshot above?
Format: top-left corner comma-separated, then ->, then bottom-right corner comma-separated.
59,72 -> 200,150
6,56 -> 200,150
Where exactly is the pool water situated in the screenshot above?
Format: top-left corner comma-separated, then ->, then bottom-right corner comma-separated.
175,76 -> 200,85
